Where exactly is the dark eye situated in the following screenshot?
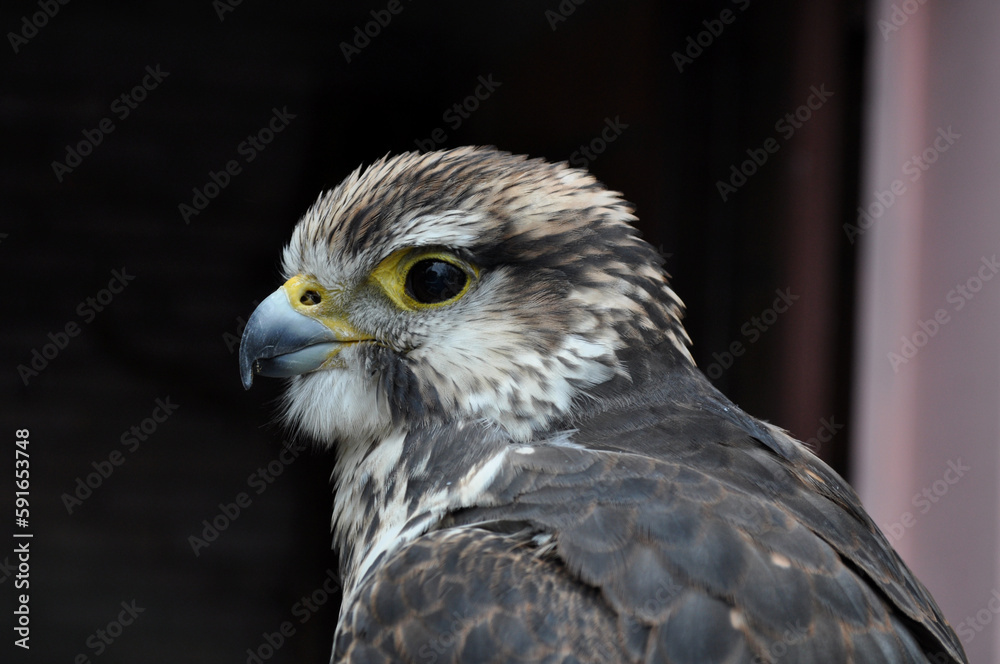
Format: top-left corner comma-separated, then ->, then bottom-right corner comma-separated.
405,259 -> 468,304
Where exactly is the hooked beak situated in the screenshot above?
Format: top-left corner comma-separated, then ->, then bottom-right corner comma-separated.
238,275 -> 370,390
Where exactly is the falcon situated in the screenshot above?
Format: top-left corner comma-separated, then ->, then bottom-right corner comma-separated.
239,147 -> 967,663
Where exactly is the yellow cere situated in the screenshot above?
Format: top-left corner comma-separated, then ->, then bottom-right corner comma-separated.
368,248 -> 479,311
280,274 -> 371,342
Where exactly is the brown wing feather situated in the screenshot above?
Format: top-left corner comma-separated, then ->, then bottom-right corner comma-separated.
338,394 -> 965,663
335,528 -> 631,663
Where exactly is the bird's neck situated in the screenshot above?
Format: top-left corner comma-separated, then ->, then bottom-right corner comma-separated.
330,423 -> 512,613
330,428 -> 410,602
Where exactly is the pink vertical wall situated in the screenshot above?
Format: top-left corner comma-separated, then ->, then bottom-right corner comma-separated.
853,2 -> 1000,662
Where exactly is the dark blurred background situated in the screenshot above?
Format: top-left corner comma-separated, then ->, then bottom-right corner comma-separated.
3,1 -> 872,661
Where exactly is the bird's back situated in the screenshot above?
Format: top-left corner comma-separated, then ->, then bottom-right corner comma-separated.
335,363 -> 965,664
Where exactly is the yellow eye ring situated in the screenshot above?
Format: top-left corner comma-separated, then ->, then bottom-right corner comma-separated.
368,249 -> 479,310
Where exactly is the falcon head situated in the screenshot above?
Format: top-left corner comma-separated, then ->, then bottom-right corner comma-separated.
240,147 -> 691,449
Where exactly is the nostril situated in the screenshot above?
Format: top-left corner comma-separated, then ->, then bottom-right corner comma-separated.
300,290 -> 322,305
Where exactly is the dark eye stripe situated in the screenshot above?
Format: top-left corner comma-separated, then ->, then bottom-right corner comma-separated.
406,259 -> 468,304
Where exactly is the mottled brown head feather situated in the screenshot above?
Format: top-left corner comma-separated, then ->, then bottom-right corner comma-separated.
281,147 -> 692,446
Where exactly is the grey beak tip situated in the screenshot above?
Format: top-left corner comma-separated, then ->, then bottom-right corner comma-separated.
239,339 -> 258,390
238,287 -> 340,388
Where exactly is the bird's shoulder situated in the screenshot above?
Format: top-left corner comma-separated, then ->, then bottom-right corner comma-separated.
337,385 -> 965,663
334,526 -> 630,663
